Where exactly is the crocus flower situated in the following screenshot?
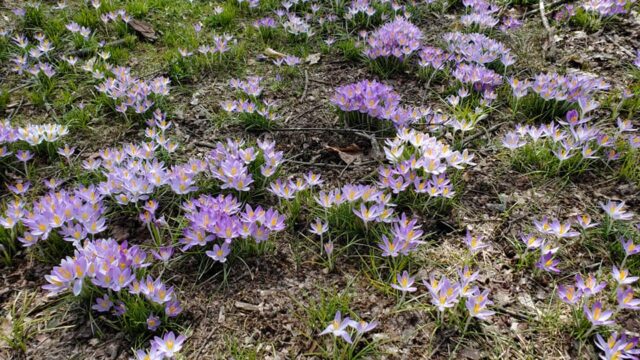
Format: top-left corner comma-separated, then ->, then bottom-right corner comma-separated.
620,237 -> 640,257
147,313 -> 161,331
549,219 -> 579,238
164,300 -> 182,317
152,247 -> 174,262
351,319 -> 378,334
536,253 -> 560,273
430,278 -> 460,311
152,331 -> 186,358
583,301 -> 614,326
205,242 -> 231,263
594,332 -> 630,360
520,233 -> 544,250
464,230 -> 489,254
617,287 -> 640,310
600,200 -> 634,221
378,235 -> 400,257
576,273 -> 607,297
133,349 -> 163,360
309,218 -> 328,236
612,266 -> 638,285
92,294 -> 113,313
557,284 -> 582,305
324,241 -> 334,256
319,311 -> 355,343
576,214 -> 598,229
466,290 -> 495,320
391,270 -> 417,292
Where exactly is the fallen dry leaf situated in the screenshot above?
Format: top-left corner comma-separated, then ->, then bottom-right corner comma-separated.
326,144 -> 364,165
129,19 -> 157,41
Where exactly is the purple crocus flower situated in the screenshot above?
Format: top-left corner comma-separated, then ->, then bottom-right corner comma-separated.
583,301 -> 614,326
617,287 -> 640,310
612,266 -> 638,285
576,214 -> 598,229
594,332 -> 632,360
576,273 -> 607,297
319,311 -> 355,343
164,300 -> 182,318
205,242 -> 231,263
464,230 -> 489,254
600,200 -> 634,221
536,253 -> 560,273
391,270 -> 417,292
520,233 -> 544,250
152,247 -> 174,262
557,284 -> 582,305
620,237 -> 640,257
147,313 -> 161,331
152,331 -> 186,358
309,218 -> 328,236
92,294 -> 113,313
466,290 -> 494,320
350,319 -> 378,334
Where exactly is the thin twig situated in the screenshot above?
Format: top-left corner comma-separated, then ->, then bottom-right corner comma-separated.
539,0 -> 556,59
300,70 -> 309,103
286,159 -> 378,168
7,97 -> 24,121
8,83 -> 29,94
308,77 -> 334,87
339,161 -> 353,177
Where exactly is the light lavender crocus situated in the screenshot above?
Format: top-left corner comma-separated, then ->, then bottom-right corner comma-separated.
319,311 -> 355,343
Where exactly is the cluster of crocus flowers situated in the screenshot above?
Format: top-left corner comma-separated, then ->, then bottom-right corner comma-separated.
177,33 -> 235,59
133,331 -> 187,360
364,17 -> 423,61
519,215 -> 589,273
65,21 -> 93,40
98,9 -> 132,25
9,32 -> 59,78
96,65 -> 170,115
421,267 -> 494,319
253,17 -> 277,29
319,311 -> 378,344
417,46 -> 453,72
0,120 -> 69,149
229,76 -> 264,97
511,72 -> 609,111
208,138 -> 284,189
180,193 -> 286,258
452,62 -> 503,93
594,332 -> 640,360
220,77 -> 281,125
558,264 -> 640,330
500,116 -> 638,163
345,0 -> 379,19
283,13 -> 315,37
442,32 -> 515,67
0,187 -> 106,247
582,0 -> 633,16
331,79 -> 400,119
44,238 -> 182,317
379,127 -> 474,197
460,0 -> 500,29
